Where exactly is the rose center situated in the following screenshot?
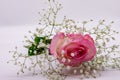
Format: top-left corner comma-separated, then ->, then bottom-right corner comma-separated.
70,47 -> 86,58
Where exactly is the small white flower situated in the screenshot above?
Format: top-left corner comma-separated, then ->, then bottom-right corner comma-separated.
73,69 -> 77,74
34,51 -> 37,54
71,53 -> 75,57
97,59 -> 102,64
37,45 -> 40,48
96,65 -> 100,69
67,59 -> 71,62
84,63 -> 88,66
93,70 -> 97,74
79,69 -> 83,74
84,71 -> 89,75
66,66 -> 71,70
86,66 -> 91,71
61,50 -> 65,55
30,50 -> 32,53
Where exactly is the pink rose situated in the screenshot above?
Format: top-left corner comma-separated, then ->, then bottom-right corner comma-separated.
50,32 -> 96,66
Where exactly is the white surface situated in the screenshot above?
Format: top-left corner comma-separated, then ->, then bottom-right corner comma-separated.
0,0 -> 120,80
0,0 -> 120,26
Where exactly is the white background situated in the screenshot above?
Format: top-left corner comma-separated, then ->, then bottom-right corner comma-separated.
0,0 -> 120,26
0,0 -> 120,80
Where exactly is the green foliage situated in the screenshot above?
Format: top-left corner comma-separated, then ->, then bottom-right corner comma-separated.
26,36 -> 51,56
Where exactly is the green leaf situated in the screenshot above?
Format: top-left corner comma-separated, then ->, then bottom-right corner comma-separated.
28,36 -> 52,56
44,39 -> 51,44
28,44 -> 36,56
36,47 -> 46,54
34,37 -> 41,45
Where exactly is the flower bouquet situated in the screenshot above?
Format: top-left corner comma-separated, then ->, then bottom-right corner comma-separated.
8,0 -> 120,80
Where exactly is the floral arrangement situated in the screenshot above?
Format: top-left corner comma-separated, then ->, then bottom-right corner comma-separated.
8,0 -> 120,80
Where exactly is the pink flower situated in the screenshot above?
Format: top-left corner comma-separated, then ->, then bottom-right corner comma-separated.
50,32 -> 96,66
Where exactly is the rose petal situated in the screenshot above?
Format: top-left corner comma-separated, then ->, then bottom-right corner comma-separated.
50,32 -> 65,57
78,38 -> 96,61
84,34 -> 94,44
66,33 -> 83,41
